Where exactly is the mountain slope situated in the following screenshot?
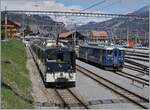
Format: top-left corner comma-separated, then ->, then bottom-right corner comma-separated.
77,6 -> 149,32
1,12 -> 66,34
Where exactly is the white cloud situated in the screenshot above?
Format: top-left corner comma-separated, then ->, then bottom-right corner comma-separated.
1,0 -> 81,11
1,0 -> 107,27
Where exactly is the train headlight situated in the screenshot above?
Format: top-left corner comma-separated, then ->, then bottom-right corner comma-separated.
107,57 -> 110,60
69,73 -> 73,79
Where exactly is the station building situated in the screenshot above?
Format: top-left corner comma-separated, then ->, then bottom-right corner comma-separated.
59,31 -> 86,46
90,31 -> 108,41
1,19 -> 21,38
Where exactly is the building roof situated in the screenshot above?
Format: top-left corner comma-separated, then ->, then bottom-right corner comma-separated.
14,22 -> 21,27
59,32 -> 72,38
59,31 -> 86,40
1,19 -> 21,28
91,31 -> 108,39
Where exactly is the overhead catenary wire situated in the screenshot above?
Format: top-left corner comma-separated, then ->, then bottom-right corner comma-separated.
80,0 -> 106,12
100,0 -> 121,10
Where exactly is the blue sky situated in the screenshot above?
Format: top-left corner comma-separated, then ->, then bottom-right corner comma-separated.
1,0 -> 149,14
1,0 -> 149,25
56,0 -> 149,14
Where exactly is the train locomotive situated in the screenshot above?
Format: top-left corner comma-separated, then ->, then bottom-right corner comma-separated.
78,42 -> 125,70
30,39 -> 76,87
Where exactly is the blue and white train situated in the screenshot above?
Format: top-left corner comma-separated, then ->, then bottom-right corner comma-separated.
30,40 -> 76,87
78,42 -> 125,70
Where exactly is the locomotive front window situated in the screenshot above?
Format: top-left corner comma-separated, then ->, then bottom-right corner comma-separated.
57,53 -> 64,63
107,50 -> 113,55
119,50 -> 124,56
47,52 -> 71,63
114,50 -> 118,56
64,53 -> 71,62
47,52 -> 56,60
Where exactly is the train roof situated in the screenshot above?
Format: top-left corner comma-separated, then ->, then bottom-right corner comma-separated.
31,39 -> 75,52
33,43 -> 74,52
80,43 -> 124,50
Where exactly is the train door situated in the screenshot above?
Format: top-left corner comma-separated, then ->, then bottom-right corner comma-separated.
99,49 -> 102,63
85,49 -> 88,62
113,48 -> 119,66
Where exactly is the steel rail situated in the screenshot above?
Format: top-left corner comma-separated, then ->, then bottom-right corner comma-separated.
76,64 -> 149,109
55,89 -> 88,109
125,53 -> 149,58
125,59 -> 149,69
125,57 -> 149,62
54,89 -> 71,109
122,66 -> 149,82
67,89 -> 89,109
114,71 -> 149,86
124,64 -> 149,75
125,51 -> 149,56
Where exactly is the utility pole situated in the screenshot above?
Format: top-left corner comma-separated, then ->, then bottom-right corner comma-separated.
135,30 -> 138,48
74,23 -> 76,49
144,31 -> 146,47
5,6 -> 7,40
22,13 -> 25,40
111,28 -> 114,45
127,28 -> 129,46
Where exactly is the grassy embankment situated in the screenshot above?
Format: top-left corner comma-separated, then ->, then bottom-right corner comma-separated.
1,39 -> 33,109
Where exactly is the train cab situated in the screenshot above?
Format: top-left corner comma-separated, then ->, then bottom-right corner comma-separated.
30,39 -> 76,88
103,47 -> 125,70
78,42 -> 125,71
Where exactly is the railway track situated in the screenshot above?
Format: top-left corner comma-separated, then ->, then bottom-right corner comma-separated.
35,87 -> 59,107
28,47 -> 89,109
76,64 -> 149,109
125,57 -> 149,62
125,53 -> 149,58
124,64 -> 149,75
55,89 -> 89,109
125,51 -> 149,57
113,71 -> 149,87
125,59 -> 149,70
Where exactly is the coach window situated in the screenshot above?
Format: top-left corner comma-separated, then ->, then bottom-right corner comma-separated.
107,50 -> 113,56
94,49 -> 99,57
103,50 -> 106,55
57,53 -> 64,63
64,52 -> 71,62
47,53 -> 56,60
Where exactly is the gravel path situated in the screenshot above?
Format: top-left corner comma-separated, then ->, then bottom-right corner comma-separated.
26,47 -> 60,109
